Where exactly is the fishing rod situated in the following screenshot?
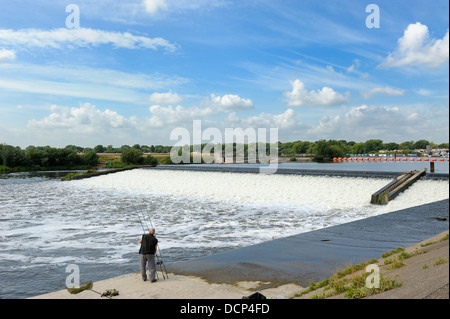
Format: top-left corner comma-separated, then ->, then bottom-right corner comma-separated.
135,207 -> 160,281
144,208 -> 169,279
132,200 -> 169,280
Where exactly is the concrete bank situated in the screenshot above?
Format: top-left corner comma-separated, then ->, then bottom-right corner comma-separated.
31,230 -> 449,299
168,199 -> 449,288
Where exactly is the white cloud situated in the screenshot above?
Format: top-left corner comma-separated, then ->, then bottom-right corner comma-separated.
0,63 -> 188,103
346,59 -> 360,73
149,92 -> 183,105
0,48 -> 16,62
210,94 -> 254,111
361,86 -> 406,99
148,104 -> 215,127
0,77 -> 147,104
0,28 -> 178,52
18,103 -> 148,147
143,0 -> 168,14
415,88 -> 432,96
307,104 -> 448,142
381,23 -> 449,68
142,0 -> 227,15
27,103 -> 135,133
326,65 -> 337,77
224,108 -> 299,130
284,79 -> 350,107
12,98 -> 449,148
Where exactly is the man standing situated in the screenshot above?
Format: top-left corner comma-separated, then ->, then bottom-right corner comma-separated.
139,228 -> 158,282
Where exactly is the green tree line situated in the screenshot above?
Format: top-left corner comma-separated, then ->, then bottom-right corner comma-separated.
0,144 -> 99,170
120,148 -> 158,166
2,139 -> 448,171
280,139 -> 449,159
69,144 -> 172,154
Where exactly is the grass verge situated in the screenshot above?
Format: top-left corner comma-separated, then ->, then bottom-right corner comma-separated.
292,233 -> 449,299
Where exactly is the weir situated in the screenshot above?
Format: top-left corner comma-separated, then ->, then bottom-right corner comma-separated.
148,165 -> 448,180
3,167 -> 447,298
371,170 -> 426,205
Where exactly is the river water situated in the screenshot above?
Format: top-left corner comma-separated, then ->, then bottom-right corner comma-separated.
0,163 -> 448,298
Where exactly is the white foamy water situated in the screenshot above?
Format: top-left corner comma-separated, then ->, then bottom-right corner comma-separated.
76,168 -> 449,212
0,169 -> 448,298
73,169 -> 449,249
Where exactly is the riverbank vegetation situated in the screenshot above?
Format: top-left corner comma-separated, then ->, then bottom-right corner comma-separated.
120,148 -> 158,166
60,169 -> 98,181
280,139 -> 449,159
65,144 -> 171,154
0,144 -> 160,174
0,144 -> 99,173
293,232 -> 449,299
1,139 -> 448,173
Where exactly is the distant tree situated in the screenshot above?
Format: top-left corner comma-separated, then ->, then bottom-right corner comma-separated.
141,145 -> 151,153
399,141 -> 414,151
121,148 -> 143,164
327,144 -> 346,158
365,139 -> 383,153
313,140 -> 346,158
25,146 -> 42,167
351,143 -> 366,155
312,140 -> 327,155
293,141 -> 312,154
154,145 -> 166,153
413,140 -> 429,150
93,145 -> 105,153
142,154 -> 158,166
120,145 -> 131,152
63,149 -> 82,166
0,144 -> 28,167
105,145 -> 115,153
65,145 -> 83,152
383,142 -> 400,151
81,151 -> 99,166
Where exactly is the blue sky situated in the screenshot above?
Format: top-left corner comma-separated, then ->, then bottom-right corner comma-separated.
0,0 -> 448,148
